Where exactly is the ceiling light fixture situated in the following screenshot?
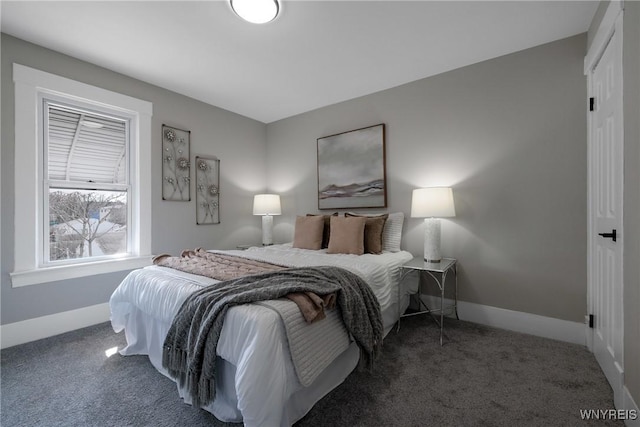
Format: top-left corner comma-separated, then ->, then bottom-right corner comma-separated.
230,0 -> 280,24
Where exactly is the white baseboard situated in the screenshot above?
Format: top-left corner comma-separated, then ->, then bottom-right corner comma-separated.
0,297 -> 587,349
418,295 -> 586,345
0,302 -> 110,349
624,386 -> 640,427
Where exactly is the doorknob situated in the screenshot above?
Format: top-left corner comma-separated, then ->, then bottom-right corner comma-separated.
598,229 -> 617,242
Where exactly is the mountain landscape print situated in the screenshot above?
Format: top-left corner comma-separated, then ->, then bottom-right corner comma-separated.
317,124 -> 386,209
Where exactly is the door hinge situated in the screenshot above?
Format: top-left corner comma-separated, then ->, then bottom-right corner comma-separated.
589,314 -> 594,328
589,97 -> 595,111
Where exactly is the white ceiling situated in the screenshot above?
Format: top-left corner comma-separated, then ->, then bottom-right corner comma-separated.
1,1 -> 598,124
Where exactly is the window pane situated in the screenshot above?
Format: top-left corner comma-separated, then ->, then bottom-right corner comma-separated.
48,189 -> 127,261
47,103 -> 128,184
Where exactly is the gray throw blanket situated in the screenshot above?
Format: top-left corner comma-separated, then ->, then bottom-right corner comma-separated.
162,266 -> 383,408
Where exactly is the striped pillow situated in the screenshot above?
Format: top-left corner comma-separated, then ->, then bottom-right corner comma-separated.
382,212 -> 404,252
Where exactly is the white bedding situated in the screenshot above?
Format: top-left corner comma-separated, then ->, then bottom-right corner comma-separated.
110,244 -> 412,426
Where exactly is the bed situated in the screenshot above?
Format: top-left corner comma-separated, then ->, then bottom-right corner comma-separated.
110,216 -> 412,426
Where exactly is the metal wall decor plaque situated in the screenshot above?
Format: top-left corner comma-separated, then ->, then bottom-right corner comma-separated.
162,124 -> 191,201
195,156 -> 220,225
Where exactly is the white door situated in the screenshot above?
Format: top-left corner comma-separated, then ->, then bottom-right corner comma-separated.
587,14 -> 624,408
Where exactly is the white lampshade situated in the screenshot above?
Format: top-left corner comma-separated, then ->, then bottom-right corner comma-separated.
411,187 -> 456,218
253,194 -> 282,216
230,0 -> 280,24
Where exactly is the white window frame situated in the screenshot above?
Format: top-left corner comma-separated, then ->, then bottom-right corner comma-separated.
42,98 -> 132,266
11,64 -> 153,287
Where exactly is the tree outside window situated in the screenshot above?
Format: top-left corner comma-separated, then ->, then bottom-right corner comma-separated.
48,190 -> 127,260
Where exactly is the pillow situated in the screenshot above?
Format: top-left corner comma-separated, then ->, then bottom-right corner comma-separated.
327,216 -> 367,255
345,213 -> 388,254
347,211 -> 404,252
306,212 -> 338,248
292,215 -> 325,250
382,212 -> 404,252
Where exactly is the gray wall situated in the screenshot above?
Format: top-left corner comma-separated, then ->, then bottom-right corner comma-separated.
267,34 -> 588,323
1,34 -> 268,324
621,0 -> 640,409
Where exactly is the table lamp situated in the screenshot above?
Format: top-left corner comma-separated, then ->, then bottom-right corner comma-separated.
253,194 -> 281,245
411,187 -> 456,262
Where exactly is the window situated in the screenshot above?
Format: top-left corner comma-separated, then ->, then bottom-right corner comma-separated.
46,102 -> 130,264
11,64 -> 153,287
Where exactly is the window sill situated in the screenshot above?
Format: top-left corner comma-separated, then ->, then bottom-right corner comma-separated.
10,256 -> 154,288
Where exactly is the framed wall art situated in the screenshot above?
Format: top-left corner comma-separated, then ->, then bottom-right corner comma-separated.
195,156 -> 220,225
162,124 -> 191,201
317,123 -> 387,209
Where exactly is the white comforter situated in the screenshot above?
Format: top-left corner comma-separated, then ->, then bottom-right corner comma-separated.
110,244 -> 412,426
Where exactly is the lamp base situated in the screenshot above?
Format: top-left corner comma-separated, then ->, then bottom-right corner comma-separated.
261,215 -> 274,246
423,218 -> 442,263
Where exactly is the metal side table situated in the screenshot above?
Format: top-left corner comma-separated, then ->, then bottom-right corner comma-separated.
397,257 -> 458,345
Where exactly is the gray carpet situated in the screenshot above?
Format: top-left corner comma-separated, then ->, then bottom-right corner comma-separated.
1,315 -> 620,427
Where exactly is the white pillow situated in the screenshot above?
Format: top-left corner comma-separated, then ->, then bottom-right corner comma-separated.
382,212 -> 404,252
347,211 -> 404,252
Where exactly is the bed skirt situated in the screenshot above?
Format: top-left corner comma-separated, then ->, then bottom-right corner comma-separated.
116,306 -> 360,425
